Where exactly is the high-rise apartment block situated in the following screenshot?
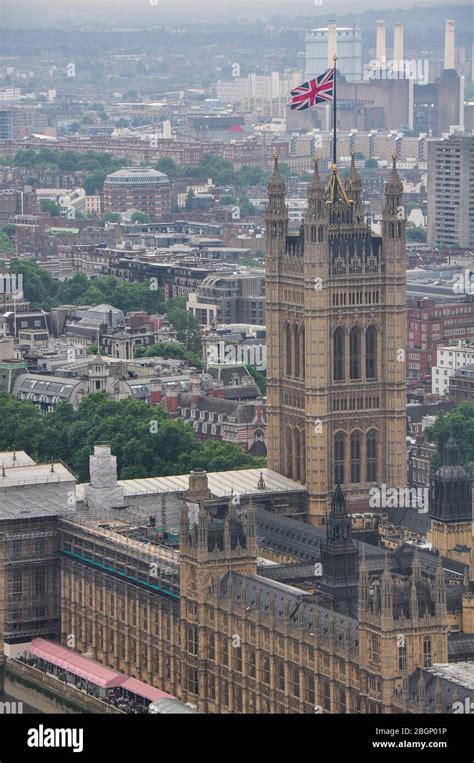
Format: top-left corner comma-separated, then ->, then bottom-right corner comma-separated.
427,134 -> 474,248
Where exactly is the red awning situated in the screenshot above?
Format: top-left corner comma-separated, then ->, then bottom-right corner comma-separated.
29,638 -> 126,689
121,676 -> 173,702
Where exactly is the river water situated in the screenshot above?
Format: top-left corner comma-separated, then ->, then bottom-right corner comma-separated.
2,675 -> 81,714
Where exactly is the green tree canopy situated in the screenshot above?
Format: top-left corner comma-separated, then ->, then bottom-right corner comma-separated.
0,392 -> 264,482
142,341 -> 202,368
166,306 -> 202,355
40,199 -> 61,216
156,157 -> 179,179
130,212 -> 151,224
0,232 -> 13,253
425,403 -> 474,472
406,228 -> 427,242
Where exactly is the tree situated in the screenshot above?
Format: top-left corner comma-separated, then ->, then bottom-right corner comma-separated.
143,341 -> 202,368
83,172 -> 107,195
238,195 -> 257,217
246,366 -> 266,394
131,212 -> 151,224
102,212 -> 121,224
156,157 -> 179,179
0,232 -> 13,253
184,189 -> 195,212
10,259 -> 57,308
406,228 -> 427,242
166,306 -> 202,355
425,403 -> 474,472
220,194 -> 237,205
86,344 -> 99,355
40,199 -> 61,216
81,114 -> 94,125
0,392 -> 265,482
365,158 -> 378,169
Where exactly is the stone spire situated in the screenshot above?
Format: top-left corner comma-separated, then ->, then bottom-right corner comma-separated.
266,151 -> 287,215
384,154 -> 403,213
346,151 -> 364,223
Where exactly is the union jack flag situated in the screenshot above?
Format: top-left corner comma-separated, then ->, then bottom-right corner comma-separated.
289,68 -> 335,111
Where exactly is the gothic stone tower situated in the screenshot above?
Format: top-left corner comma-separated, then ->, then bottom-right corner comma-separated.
179,479 -> 257,707
428,436 -> 473,563
358,551 -> 449,713
266,154 -> 406,526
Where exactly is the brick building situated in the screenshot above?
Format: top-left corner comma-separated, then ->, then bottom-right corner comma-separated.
407,297 -> 474,380
103,168 -> 170,220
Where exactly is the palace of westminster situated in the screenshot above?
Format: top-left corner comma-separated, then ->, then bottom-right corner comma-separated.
0,157 -> 473,714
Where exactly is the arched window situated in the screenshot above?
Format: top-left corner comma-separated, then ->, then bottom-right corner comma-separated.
294,325 -> 300,378
350,431 -> 361,484
366,325 -> 377,379
333,327 -> 345,381
398,638 -> 407,671
366,430 -> 377,482
311,226 -> 317,242
286,426 -> 293,479
423,637 -> 432,668
334,431 -> 345,484
317,225 -> 324,242
349,326 -> 361,380
294,428 -> 301,482
285,323 -> 292,377
370,634 -> 380,667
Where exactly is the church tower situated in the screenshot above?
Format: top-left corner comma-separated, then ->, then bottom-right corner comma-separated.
265,153 -> 407,526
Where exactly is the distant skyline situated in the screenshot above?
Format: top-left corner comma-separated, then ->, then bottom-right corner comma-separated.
2,0 -> 472,26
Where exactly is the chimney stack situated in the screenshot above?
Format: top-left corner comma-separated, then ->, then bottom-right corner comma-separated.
376,20 -> 386,65
444,20 -> 455,70
393,22 -> 404,70
166,384 -> 178,414
327,21 -> 337,67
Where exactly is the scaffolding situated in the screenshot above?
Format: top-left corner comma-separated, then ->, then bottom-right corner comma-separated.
60,517 -> 180,602
0,515 -> 61,644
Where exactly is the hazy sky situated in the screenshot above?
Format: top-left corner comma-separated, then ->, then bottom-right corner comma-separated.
3,0 -> 471,25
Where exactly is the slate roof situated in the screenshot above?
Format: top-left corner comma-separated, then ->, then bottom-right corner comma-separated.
219,571 -> 359,649
448,633 -> 474,661
178,393 -> 258,424
256,509 -> 468,587
410,665 -> 474,712
381,506 -> 430,534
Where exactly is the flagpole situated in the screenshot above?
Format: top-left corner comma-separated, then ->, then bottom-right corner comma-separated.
333,54 -> 337,165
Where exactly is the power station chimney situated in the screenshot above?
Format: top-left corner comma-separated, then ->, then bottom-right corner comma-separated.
327,21 -> 337,67
444,20 -> 455,70
393,22 -> 404,70
376,20 -> 386,65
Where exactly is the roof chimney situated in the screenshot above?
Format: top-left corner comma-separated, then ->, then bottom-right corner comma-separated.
376,20 -> 386,65
393,23 -> 404,70
166,384 -> 178,414
444,20 -> 455,70
327,21 -> 337,67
